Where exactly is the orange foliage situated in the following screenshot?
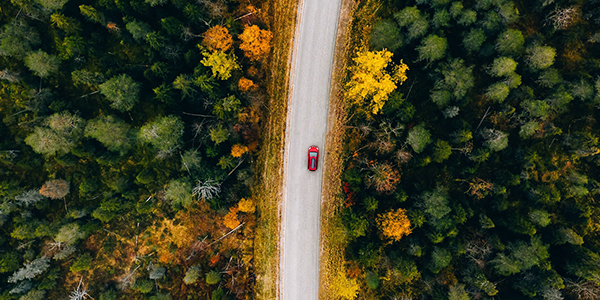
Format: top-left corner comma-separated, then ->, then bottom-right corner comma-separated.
238,25 -> 273,61
106,22 -> 119,32
247,66 -> 259,77
223,207 -> 241,229
231,144 -> 249,157
376,208 -> 412,242
237,198 -> 256,213
39,179 -> 70,199
346,262 -> 362,279
202,25 -> 233,52
238,77 -> 257,92
209,254 -> 220,266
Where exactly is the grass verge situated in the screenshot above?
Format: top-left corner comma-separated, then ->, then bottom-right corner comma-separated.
319,0 -> 381,298
253,0 -> 298,299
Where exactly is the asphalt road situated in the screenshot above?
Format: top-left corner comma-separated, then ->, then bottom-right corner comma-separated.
280,0 -> 342,299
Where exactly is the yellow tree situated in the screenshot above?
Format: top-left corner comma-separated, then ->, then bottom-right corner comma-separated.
238,198 -> 256,213
345,49 -> 408,115
238,25 -> 273,61
199,47 -> 240,80
331,270 -> 360,299
376,208 -> 412,242
202,25 -> 233,52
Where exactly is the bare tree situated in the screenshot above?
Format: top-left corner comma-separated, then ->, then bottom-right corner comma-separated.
69,277 -> 92,300
546,6 -> 580,30
192,179 -> 221,201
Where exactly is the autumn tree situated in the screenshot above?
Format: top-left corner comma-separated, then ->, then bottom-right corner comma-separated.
202,25 -> 233,52
238,77 -> 257,92
331,270 -> 360,300
345,49 -> 408,115
231,144 -> 249,157
223,207 -> 241,229
238,198 -> 256,213
238,25 -> 273,61
376,208 -> 412,242
39,179 -> 70,199
99,74 -> 141,112
200,49 -> 240,80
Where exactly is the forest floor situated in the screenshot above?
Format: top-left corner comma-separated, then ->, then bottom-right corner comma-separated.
253,0 -> 298,299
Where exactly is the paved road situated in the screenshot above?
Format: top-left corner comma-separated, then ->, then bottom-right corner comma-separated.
280,0 -> 342,299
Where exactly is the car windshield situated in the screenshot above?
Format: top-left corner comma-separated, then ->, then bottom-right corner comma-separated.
310,159 -> 316,169
309,152 -> 317,157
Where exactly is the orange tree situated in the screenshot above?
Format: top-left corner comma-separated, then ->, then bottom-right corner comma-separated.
238,25 -> 273,61
202,25 -> 233,52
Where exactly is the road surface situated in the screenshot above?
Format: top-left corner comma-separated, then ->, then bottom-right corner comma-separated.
280,0 -> 342,299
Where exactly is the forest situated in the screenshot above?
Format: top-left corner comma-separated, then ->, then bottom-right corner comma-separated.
0,0 -> 272,299
338,0 -> 600,299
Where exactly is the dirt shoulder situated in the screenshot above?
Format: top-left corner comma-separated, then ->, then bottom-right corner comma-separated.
253,0 -> 298,299
318,0 -> 356,298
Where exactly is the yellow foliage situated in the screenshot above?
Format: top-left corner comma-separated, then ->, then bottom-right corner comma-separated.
331,270 -> 360,300
345,49 -> 408,115
376,208 -> 412,242
202,25 -> 233,52
231,144 -> 249,157
238,198 -> 256,213
238,25 -> 273,61
238,77 -> 257,92
223,207 -> 241,229
199,47 -> 240,80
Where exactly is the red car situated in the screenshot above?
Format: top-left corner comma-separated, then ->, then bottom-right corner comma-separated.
308,146 -> 319,171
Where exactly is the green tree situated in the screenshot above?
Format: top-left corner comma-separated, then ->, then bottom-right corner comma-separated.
482,128 -> 509,151
521,100 -> 551,118
99,74 -> 141,112
458,10 -> 477,26
126,20 -> 152,41
146,0 -> 168,6
70,253 -> 92,272
462,28 -> 486,54
24,51 -> 60,78
448,284 -> 470,300
486,82 -> 510,102
432,9 -> 451,28
430,89 -> 452,107
213,95 -> 241,120
72,69 -> 105,87
428,247 -> 452,273
407,124 -> 431,153
435,58 -> 474,99
184,266 -> 201,284
417,34 -> 447,62
25,112 -> 85,156
37,0 -> 68,10
526,45 -> 556,70
495,29 -> 524,56
135,280 -> 154,293
205,270 -> 221,285
537,68 -> 562,88
0,20 -> 40,58
139,116 -> 184,152
19,289 -> 45,300
489,57 -> 517,77
519,121 -> 539,139
419,186 -> 451,223
79,5 -> 106,25
394,6 -> 421,27
85,115 -> 133,153
209,124 -> 230,145
432,140 -> 452,163
165,178 -> 193,208
407,17 -> 429,41
369,19 -> 402,51
8,257 -> 50,283
55,223 -> 85,246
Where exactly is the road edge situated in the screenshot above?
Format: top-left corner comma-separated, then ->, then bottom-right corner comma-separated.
318,0 -> 356,298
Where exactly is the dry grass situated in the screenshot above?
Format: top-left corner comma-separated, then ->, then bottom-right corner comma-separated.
319,0 -> 380,298
252,0 -> 298,298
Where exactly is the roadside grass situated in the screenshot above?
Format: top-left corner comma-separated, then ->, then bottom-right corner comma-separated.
253,0 -> 298,299
319,0 -> 380,298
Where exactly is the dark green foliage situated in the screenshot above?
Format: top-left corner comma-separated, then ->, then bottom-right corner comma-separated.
495,29 -> 524,56
0,20 -> 40,59
407,124 -> 431,153
365,271 -> 380,289
369,20 -> 403,52
138,115 -> 184,152
70,253 -> 93,272
417,34 -> 447,62
85,115 -> 133,153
